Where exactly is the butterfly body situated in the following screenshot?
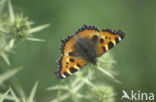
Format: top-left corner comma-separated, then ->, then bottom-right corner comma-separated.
56,25 -> 125,79
74,37 -> 97,65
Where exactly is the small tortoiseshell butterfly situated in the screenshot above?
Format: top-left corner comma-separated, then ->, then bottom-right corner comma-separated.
56,25 -> 125,79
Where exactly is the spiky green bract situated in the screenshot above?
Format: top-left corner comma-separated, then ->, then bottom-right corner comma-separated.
0,82 -> 38,102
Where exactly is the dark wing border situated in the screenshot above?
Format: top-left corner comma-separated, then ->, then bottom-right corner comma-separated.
75,24 -> 100,34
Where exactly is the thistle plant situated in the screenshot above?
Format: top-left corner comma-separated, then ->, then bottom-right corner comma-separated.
0,66 -> 39,102
0,0 -> 48,101
0,0 -> 49,66
48,52 -> 117,102
0,81 -> 38,102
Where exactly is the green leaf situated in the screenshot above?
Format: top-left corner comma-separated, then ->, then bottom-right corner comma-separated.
0,28 -> 7,33
0,89 -> 9,102
0,0 -> 7,13
29,24 -> 50,34
96,66 -> 121,84
0,52 -> 11,66
9,38 -> 16,48
8,0 -> 15,23
0,67 -> 23,84
47,85 -> 68,91
0,93 -> 15,101
9,87 -> 20,102
72,82 -> 85,93
25,37 -> 45,42
51,94 -> 69,102
28,82 -> 38,102
81,78 -> 95,88
76,93 -> 91,99
97,66 -> 115,79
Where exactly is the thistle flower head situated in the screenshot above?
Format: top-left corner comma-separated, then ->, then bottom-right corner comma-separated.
90,86 -> 114,102
8,15 -> 32,39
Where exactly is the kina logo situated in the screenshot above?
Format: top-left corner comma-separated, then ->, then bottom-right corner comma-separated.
121,90 -> 155,101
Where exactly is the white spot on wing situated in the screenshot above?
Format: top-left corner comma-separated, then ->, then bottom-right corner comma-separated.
118,37 -> 122,41
62,74 -> 66,78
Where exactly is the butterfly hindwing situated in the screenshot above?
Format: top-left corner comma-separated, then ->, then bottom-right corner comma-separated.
57,56 -> 88,79
97,29 -> 125,56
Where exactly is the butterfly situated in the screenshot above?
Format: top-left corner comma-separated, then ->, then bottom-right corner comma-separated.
56,25 -> 125,79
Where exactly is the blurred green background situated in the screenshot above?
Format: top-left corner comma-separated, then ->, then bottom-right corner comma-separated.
9,0 -> 156,101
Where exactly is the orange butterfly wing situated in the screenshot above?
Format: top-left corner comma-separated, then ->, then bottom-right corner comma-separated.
60,35 -> 76,56
57,34 -> 88,79
97,29 -> 125,56
57,25 -> 125,79
57,25 -> 101,79
57,56 -> 87,79
75,25 -> 100,41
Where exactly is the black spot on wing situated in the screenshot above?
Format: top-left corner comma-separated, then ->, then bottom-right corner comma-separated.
77,63 -> 81,68
108,41 -> 114,49
115,38 -> 120,44
100,38 -> 104,43
92,35 -> 98,42
69,52 -> 75,56
64,72 -> 70,77
70,58 -> 75,62
75,24 -> 100,34
69,67 -> 78,73
102,46 -> 106,52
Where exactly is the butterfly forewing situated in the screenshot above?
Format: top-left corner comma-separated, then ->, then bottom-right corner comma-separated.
75,25 -> 100,42
97,29 -> 125,56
